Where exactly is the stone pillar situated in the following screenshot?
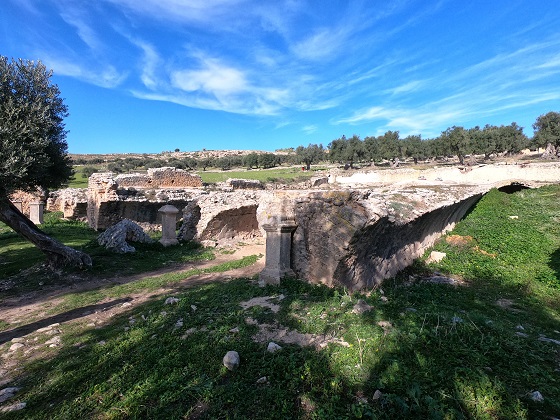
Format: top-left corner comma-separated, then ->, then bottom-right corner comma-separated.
259,221 -> 298,286
159,204 -> 179,246
29,201 -> 44,224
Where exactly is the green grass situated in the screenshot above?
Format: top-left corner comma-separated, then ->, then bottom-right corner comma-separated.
1,186 -> 560,418
0,212 -> 216,299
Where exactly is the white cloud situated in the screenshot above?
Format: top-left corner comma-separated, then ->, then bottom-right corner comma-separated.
43,55 -> 127,88
302,125 -> 318,134
171,60 -> 247,95
292,28 -> 346,61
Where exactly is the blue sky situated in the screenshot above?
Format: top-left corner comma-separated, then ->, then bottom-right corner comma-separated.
2,0 -> 559,154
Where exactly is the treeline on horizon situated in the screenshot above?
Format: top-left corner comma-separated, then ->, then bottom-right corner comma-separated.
74,111 -> 560,176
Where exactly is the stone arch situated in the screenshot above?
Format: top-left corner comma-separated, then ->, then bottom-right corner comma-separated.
200,205 -> 261,241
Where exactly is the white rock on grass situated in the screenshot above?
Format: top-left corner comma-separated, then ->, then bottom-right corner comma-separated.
9,343 -> 24,352
426,251 -> 446,264
165,297 -> 179,305
45,336 -> 61,347
0,402 -> 26,413
529,390 -> 544,402
0,387 -> 21,403
256,376 -> 268,384
223,351 -> 240,370
267,342 -> 282,353
352,299 -> 374,314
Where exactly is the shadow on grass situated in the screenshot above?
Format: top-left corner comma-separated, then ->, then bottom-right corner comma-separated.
0,240 -> 215,312
0,297 -> 132,344
3,272 -> 559,419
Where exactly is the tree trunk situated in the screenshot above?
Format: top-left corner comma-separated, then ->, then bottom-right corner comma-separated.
0,197 -> 92,269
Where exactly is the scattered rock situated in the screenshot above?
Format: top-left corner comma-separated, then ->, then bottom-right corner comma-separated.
0,402 -> 26,412
122,302 -> 132,308
190,305 -> 197,311
377,321 -> 393,332
0,387 -> 20,403
240,296 -> 283,313
528,390 -> 544,402
516,325 -> 525,330
36,323 -> 60,333
508,215 -> 518,219
256,376 -> 268,384
45,336 -> 61,347
165,297 -> 179,305
516,332 -> 529,338
11,338 -> 24,344
426,251 -> 446,264
352,299 -> 374,314
229,327 -> 240,333
451,316 -> 463,324
223,351 -> 240,370
423,275 -> 461,286
9,343 -> 24,352
372,390 -> 383,401
538,336 -> 560,345
267,342 -> 282,353
174,319 -> 184,329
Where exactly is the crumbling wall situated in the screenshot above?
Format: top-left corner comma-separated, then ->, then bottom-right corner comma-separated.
115,167 -> 203,188
178,191 -> 263,242
256,187 -> 487,291
87,171 -> 199,230
47,188 -> 88,219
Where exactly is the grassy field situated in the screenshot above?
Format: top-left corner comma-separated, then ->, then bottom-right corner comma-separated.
66,165 -> 325,188
0,187 -> 559,418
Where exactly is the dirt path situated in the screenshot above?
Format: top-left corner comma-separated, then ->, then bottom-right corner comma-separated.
0,241 -> 265,344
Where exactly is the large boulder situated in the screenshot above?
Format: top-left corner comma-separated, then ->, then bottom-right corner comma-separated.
97,219 -> 154,253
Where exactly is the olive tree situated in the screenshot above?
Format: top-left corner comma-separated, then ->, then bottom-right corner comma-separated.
0,57 -> 91,268
533,111 -> 560,150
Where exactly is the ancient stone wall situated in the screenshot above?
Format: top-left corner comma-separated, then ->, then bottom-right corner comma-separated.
47,188 -> 88,219
178,191 -> 263,242
87,171 -> 199,230
256,186 -> 489,291
115,167 -> 203,188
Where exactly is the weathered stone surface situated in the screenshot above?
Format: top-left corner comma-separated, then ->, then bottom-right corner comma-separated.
178,191 -> 263,242
47,188 -> 88,219
224,178 -> 264,190
97,219 -> 154,253
223,350 -> 240,370
87,171 -> 195,230
116,167 -> 203,188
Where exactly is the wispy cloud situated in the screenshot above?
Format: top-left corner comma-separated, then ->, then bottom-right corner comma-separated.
302,125 -> 318,134
42,55 -> 128,88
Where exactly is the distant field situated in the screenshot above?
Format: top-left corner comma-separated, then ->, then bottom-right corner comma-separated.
66,165 -> 327,188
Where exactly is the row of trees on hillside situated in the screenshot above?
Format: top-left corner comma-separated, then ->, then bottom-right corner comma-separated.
326,123 -> 530,167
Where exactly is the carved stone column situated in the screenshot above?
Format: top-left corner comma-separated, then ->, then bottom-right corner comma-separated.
29,201 -> 44,225
259,221 -> 298,286
159,204 -> 179,246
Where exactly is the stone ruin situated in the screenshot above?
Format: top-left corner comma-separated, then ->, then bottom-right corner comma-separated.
87,168 -> 203,230
10,162 -> 560,291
